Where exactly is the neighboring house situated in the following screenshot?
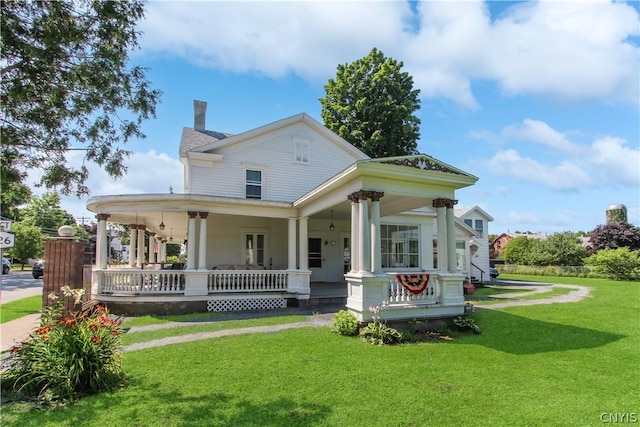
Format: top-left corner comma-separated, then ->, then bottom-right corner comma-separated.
491,231 -> 547,259
87,100 -> 487,321
455,206 -> 494,283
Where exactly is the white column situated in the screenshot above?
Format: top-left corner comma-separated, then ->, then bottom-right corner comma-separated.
370,192 -> 383,274
434,200 -> 447,271
446,201 -> 457,272
159,239 -> 166,263
148,232 -> 156,264
421,219 -> 434,269
186,212 -> 197,270
299,216 -> 308,270
288,218 -> 297,270
198,212 -> 208,270
349,195 -> 360,273
96,214 -> 109,269
136,226 -> 145,268
359,196 -> 370,273
128,225 -> 137,267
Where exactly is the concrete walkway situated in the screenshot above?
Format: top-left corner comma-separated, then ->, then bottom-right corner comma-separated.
0,272 -> 43,353
0,280 -> 591,354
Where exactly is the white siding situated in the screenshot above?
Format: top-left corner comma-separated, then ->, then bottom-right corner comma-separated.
189,123 -> 359,201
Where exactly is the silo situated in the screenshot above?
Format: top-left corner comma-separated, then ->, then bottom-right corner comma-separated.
606,203 -> 628,224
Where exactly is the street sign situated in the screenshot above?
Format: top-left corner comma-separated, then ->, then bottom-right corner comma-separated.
0,231 -> 15,249
0,220 -> 12,231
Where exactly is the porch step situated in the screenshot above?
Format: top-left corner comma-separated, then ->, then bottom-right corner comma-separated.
306,296 -> 347,306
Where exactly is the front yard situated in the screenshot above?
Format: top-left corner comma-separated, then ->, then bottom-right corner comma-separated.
2,275 -> 638,426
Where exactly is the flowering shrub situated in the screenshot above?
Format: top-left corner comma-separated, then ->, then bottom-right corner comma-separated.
331,310 -> 359,336
359,300 -> 403,345
1,286 -> 125,405
453,303 -> 481,334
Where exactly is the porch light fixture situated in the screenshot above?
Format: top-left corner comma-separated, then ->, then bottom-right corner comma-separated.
159,212 -> 165,230
169,228 -> 173,242
329,209 -> 335,231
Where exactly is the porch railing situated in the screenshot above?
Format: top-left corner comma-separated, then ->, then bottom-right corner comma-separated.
208,270 -> 288,293
98,269 -> 290,295
101,270 -> 185,294
387,273 -> 439,303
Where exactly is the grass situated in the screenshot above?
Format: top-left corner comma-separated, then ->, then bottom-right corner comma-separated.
469,283 -> 576,305
2,275 -> 638,426
0,295 -> 42,324
120,315 -> 310,346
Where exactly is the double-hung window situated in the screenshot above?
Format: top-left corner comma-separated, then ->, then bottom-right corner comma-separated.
245,169 -> 262,199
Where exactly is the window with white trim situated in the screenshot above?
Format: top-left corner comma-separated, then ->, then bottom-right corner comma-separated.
464,218 -> 484,237
381,224 -> 419,268
245,169 -> 262,199
293,139 -> 310,164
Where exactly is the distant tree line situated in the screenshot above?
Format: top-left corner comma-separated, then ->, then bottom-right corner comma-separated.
498,222 -> 640,281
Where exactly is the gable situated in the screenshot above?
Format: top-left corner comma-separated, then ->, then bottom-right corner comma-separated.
184,114 -> 370,202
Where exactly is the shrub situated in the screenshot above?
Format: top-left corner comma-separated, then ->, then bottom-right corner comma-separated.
453,303 -> 481,334
331,310 -> 359,336
359,301 -> 403,345
585,248 -> 640,281
1,287 -> 125,405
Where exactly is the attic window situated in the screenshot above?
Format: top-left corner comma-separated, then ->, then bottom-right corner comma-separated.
246,169 -> 262,199
293,138 -> 310,164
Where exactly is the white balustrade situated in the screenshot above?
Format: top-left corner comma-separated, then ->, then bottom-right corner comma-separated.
387,273 -> 440,303
101,270 -> 185,294
208,270 -> 288,293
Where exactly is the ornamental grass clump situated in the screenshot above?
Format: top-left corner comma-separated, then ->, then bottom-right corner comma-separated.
2,286 -> 125,405
359,300 -> 403,345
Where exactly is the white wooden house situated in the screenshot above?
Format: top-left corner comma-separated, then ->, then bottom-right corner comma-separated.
87,100 -> 491,321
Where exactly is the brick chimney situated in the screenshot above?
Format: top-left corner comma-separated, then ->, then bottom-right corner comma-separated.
194,100 -> 207,131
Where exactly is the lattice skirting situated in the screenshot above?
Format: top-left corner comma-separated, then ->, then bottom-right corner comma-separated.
207,297 -> 286,312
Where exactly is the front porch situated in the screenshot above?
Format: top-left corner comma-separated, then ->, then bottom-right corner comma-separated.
92,267 -> 464,319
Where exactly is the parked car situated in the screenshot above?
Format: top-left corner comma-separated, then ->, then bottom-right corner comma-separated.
32,260 -> 44,279
2,257 -> 10,274
489,267 -> 499,279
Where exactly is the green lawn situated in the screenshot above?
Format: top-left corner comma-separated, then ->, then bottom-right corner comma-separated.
0,295 -> 42,324
2,275 -> 639,426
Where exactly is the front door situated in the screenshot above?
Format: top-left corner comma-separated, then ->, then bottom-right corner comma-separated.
308,236 -> 326,282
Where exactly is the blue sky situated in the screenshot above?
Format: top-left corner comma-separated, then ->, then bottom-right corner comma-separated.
46,0 -> 639,235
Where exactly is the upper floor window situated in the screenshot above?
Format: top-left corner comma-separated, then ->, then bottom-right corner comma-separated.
246,169 -> 262,199
464,218 -> 484,237
294,138 -> 310,164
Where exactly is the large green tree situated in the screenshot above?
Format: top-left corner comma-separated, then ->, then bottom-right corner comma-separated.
320,48 -> 421,158
0,148 -> 32,220
5,222 -> 43,269
543,232 -> 587,266
21,193 -> 75,236
1,0 -> 161,197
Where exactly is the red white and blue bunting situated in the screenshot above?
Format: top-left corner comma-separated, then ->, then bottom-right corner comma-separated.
396,274 -> 430,295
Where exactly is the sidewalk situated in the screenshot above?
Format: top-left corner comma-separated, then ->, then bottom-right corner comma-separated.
0,314 -> 40,353
0,274 -> 43,353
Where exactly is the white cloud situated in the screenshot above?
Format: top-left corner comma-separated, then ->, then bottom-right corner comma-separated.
487,149 -> 591,190
502,119 -> 579,153
138,0 -> 640,108
481,119 -> 639,191
585,136 -> 640,186
28,150 -> 184,222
